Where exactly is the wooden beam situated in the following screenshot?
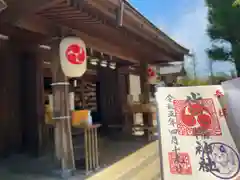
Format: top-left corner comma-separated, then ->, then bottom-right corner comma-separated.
118,66 -> 140,75
0,22 -> 47,44
36,3 -> 151,60
72,1 -> 170,61
0,0 -> 63,23
85,0 -> 184,60
1,0 -> 184,62
37,0 -> 175,62
15,16 -> 140,63
2,0 -> 179,62
97,0 -> 188,54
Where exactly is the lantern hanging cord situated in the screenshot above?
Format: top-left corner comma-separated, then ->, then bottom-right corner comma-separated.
51,82 -> 70,86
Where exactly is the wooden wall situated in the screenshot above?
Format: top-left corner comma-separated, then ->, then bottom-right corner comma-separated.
0,40 -> 22,157
97,67 -> 128,133
0,39 -> 43,157
20,50 -> 44,156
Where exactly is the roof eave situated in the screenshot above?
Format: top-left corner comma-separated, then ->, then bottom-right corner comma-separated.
124,1 -> 189,55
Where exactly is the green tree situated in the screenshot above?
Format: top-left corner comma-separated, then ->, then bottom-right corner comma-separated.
233,0 -> 240,6
177,77 -> 209,86
206,0 -> 240,75
212,72 -> 232,84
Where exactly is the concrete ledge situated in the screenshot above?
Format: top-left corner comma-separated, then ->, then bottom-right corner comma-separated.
130,158 -> 160,180
86,141 -> 159,180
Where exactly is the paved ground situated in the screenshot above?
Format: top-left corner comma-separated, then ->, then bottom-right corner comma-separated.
0,136 -> 159,180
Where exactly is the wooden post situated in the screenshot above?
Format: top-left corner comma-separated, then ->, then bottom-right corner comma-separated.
51,40 -> 75,176
140,62 -> 152,137
34,47 -> 45,156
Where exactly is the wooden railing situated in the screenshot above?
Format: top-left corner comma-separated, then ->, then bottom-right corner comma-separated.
84,125 -> 100,174
72,124 -> 101,175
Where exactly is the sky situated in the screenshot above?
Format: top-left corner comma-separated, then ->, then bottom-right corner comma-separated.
128,0 -> 236,78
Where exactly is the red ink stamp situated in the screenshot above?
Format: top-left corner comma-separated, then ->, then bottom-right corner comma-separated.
173,96 -> 222,136
219,108 -> 227,118
168,152 -> 192,175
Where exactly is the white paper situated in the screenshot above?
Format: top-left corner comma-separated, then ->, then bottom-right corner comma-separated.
69,92 -> 74,111
155,85 -> 240,180
222,78 -> 240,151
49,92 -> 75,111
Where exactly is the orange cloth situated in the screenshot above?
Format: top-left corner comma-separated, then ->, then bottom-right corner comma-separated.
72,110 -> 90,127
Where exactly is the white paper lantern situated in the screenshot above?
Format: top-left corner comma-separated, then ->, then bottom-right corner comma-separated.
59,37 -> 87,77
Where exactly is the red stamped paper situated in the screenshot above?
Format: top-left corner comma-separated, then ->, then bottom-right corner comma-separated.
168,152 -> 192,175
173,98 -> 222,136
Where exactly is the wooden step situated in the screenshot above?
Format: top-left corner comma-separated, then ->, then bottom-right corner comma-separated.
130,158 -> 160,180
86,141 -> 159,180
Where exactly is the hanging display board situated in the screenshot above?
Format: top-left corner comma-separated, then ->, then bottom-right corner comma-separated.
59,37 -> 87,77
155,85 -> 240,180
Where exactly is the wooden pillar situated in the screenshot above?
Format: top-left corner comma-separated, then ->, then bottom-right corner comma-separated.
140,62 -> 153,136
35,51 -> 45,156
117,69 -> 129,125
51,41 -> 75,175
0,39 -> 22,156
98,66 -> 121,133
35,48 -> 48,156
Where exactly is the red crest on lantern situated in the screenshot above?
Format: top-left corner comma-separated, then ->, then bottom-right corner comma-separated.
65,44 -> 86,65
60,37 -> 87,77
